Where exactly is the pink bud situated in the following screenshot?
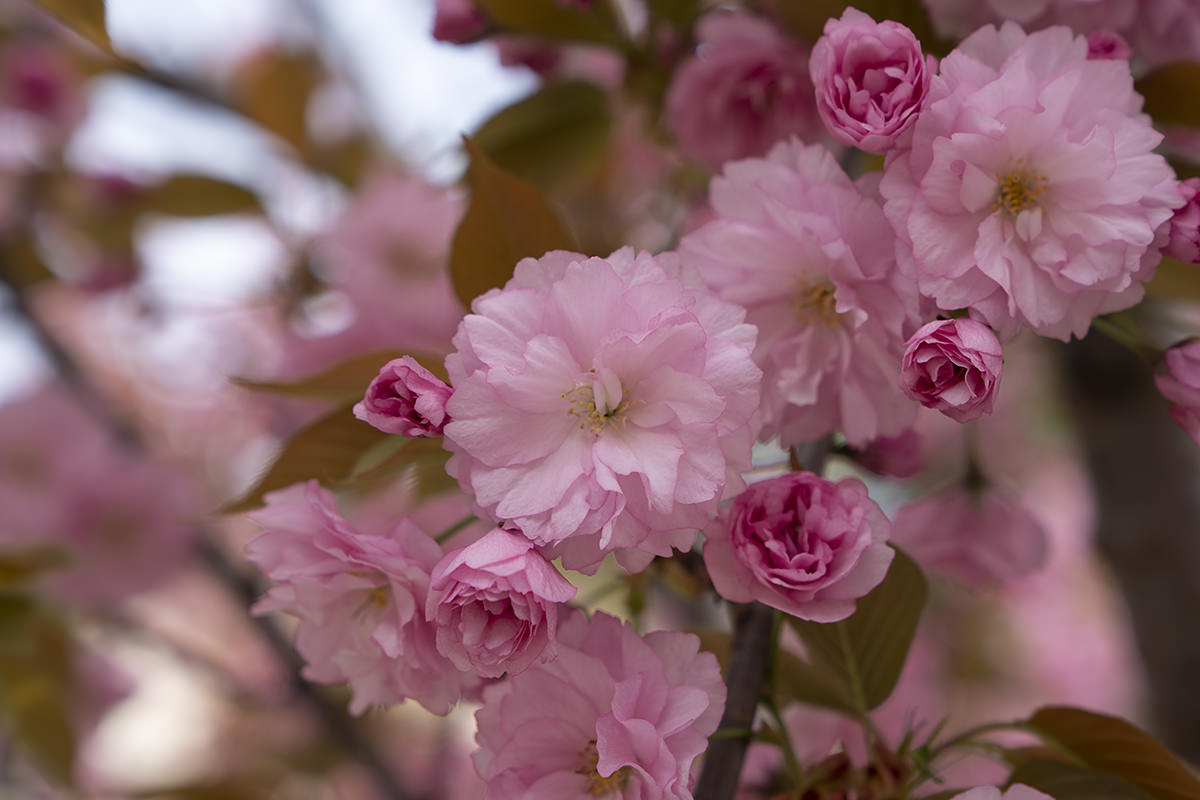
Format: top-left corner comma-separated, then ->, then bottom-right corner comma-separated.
354,356 -> 453,436
901,318 -> 1003,423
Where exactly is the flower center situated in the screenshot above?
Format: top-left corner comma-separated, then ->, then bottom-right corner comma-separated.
563,370 -> 634,435
575,740 -> 631,796
995,164 -> 1046,214
791,280 -> 841,326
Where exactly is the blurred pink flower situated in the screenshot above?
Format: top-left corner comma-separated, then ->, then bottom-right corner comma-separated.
444,247 -> 760,574
246,481 -> 472,715
890,484 -> 1049,585
426,527 -> 577,678
880,24 -> 1182,340
680,138 -> 919,446
703,472 -> 894,622
810,8 -> 935,154
1156,339 -> 1200,444
1163,178 -> 1200,264
432,0 -> 486,43
473,609 -> 725,799
901,318 -> 1004,423
852,428 -> 923,478
354,355 -> 453,436
665,11 -> 824,170
1085,29 -> 1132,60
950,786 -> 1054,800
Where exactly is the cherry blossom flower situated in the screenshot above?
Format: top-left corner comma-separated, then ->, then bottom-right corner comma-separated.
1156,339 -> 1200,445
1163,178 -> 1200,264
443,247 -> 761,574
426,527 -> 577,678
246,481 -> 472,715
703,472 -> 894,622
680,138 -> 919,447
851,429 -> 923,478
1085,29 -> 1132,60
354,356 -> 453,436
473,609 -> 725,799
950,785 -> 1055,800
880,23 -> 1182,340
810,8 -> 935,153
901,318 -> 1004,423
665,11 -> 824,170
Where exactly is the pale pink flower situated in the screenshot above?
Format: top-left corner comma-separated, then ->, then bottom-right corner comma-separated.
426,527 -> 577,678
901,318 -> 1004,423
1163,179 -> 1200,264
473,609 -> 725,800
354,356 -> 453,436
443,247 -> 761,574
665,11 -> 824,170
680,138 -> 919,447
890,484 -> 1049,585
1086,29 -> 1132,60
810,8 -> 935,154
703,472 -> 894,622
880,23 -> 1183,340
1156,339 -> 1200,445
950,785 -> 1055,800
246,481 -> 472,715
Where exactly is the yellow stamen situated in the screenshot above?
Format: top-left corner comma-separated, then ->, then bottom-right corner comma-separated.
994,162 -> 1047,214
791,280 -> 841,327
575,741 -> 632,796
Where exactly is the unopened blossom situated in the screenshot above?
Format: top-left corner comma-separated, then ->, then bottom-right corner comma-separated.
810,8 -> 935,153
1086,29 -> 1132,60
703,472 -> 894,622
680,139 -> 919,447
426,527 -> 577,678
1163,179 -> 1200,264
355,356 -> 453,436
246,481 -> 471,715
901,318 -> 1003,423
880,24 -> 1182,340
950,785 -> 1055,800
1156,339 -> 1200,445
890,484 -> 1048,585
443,247 -> 761,574
473,609 -> 725,799
665,11 -> 824,170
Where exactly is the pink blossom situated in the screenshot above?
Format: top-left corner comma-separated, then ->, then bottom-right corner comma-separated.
901,318 -> 1003,423
354,356 -> 453,436
703,472 -> 894,622
890,484 -> 1048,585
473,609 -> 725,799
680,139 -> 919,447
426,527 -> 577,678
852,429 -> 923,478
950,786 -> 1055,800
432,0 -> 487,43
810,8 -> 935,154
665,11 -> 824,170
1156,339 -> 1200,445
1086,29 -> 1132,60
1163,179 -> 1200,264
246,481 -> 472,715
443,247 -> 761,574
880,24 -> 1183,341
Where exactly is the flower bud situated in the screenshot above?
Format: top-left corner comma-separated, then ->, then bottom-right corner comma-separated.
354,356 -> 452,436
901,318 -> 1003,423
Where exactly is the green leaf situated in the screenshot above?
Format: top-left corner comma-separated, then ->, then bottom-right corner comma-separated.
0,547 -> 71,587
1025,707 -> 1200,800
140,174 -> 260,217
32,0 -> 110,53
1137,63 -> 1200,128
450,138 -> 575,307
221,405 -> 390,512
781,548 -> 927,714
646,0 -> 701,26
1010,760 -> 1154,800
473,0 -> 624,45
774,648 -> 857,714
473,81 -> 613,188
231,350 -> 444,402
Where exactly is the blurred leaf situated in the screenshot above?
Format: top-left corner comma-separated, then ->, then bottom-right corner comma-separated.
31,0 -> 110,53
0,547 -> 71,587
1025,707 -> 1200,800
237,49 -> 322,154
231,350 -> 446,402
1011,760 -> 1154,800
140,174 -> 260,217
0,237 -> 53,290
777,0 -> 951,55
693,630 -> 731,670
325,135 -> 372,188
1146,257 -> 1200,303
646,0 -> 701,25
783,548 -> 927,714
774,648 -> 858,714
1138,63 -> 1200,128
221,404 -> 390,512
450,138 -> 574,307
473,0 -> 624,45
473,81 -> 613,188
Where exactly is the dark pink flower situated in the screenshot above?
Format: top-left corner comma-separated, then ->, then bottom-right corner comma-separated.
426,528 -> 577,678
665,11 -> 824,170
354,355 -> 453,436
432,0 -> 487,43
703,472 -> 894,622
853,429 -> 923,478
901,318 -> 1003,423
1156,339 -> 1200,445
473,609 -> 725,799
810,8 -> 934,153
1163,179 -> 1200,264
1086,29 -> 1132,59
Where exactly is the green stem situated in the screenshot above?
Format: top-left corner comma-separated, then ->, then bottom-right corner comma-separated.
764,698 -> 808,789
434,515 -> 478,544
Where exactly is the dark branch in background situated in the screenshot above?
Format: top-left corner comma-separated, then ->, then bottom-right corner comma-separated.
694,437 -> 834,800
0,260 -> 414,800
